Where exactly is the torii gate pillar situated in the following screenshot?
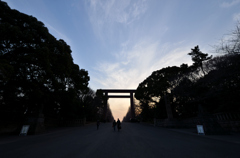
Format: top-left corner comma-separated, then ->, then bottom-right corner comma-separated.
130,92 -> 135,118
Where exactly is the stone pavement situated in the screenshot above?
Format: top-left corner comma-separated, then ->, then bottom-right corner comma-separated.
1,123 -> 240,145
143,122 -> 240,145
166,127 -> 240,145
1,123 -> 240,158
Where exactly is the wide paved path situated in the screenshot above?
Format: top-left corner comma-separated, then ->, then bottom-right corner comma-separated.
0,122 -> 240,158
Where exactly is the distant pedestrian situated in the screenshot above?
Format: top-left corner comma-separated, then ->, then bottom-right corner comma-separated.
117,118 -> 121,131
112,120 -> 117,131
97,120 -> 100,130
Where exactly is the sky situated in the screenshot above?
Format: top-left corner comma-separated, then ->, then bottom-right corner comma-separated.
4,0 -> 240,120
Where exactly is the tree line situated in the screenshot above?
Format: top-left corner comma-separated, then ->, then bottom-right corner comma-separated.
1,1 -> 239,127
133,23 -> 240,121
0,1 -> 111,128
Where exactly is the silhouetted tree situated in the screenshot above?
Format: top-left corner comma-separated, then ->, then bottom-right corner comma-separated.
0,1 -> 89,125
94,90 -> 114,122
188,45 -> 212,76
106,104 -> 114,122
216,22 -> 240,54
191,54 -> 240,113
135,65 -> 190,120
122,98 -> 140,122
173,52 -> 240,116
78,88 -> 96,121
135,23 -> 240,120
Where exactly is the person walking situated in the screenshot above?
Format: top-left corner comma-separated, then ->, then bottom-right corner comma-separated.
117,118 -> 121,132
97,120 -> 100,130
112,120 -> 117,131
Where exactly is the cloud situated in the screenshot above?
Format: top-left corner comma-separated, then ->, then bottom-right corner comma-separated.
85,0 -> 193,120
220,0 -> 240,8
233,12 -> 240,21
154,47 -> 193,69
86,0 -> 147,40
93,40 -> 157,89
89,0 -> 147,24
93,39 -> 193,90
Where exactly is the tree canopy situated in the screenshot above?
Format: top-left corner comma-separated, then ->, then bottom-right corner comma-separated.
188,45 -> 212,75
0,1 -> 90,122
135,39 -> 240,120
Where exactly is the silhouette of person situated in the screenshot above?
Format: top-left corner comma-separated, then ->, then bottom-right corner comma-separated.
112,120 -> 117,131
117,118 -> 121,131
97,120 -> 100,130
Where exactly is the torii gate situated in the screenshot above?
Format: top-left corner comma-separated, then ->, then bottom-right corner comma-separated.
97,89 -> 136,119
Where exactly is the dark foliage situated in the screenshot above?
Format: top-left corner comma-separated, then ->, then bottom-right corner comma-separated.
0,1 -> 90,124
188,45 -> 212,75
192,54 -> 240,113
135,65 -> 190,120
135,42 -> 240,120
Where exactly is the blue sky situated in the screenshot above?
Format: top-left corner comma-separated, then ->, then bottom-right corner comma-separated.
4,0 -> 240,120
